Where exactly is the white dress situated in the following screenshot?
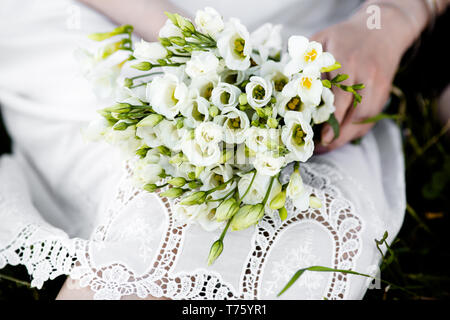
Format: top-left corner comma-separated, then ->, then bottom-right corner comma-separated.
0,0 -> 406,300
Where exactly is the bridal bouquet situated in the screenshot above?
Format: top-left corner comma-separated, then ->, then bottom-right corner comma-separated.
81,7 -> 364,265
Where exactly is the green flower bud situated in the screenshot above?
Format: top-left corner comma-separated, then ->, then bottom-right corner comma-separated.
208,105 -> 219,118
270,96 -> 277,104
159,37 -> 172,47
255,107 -> 266,118
169,152 -> 188,164
215,198 -> 239,222
131,61 -> 153,71
195,166 -> 204,178
176,16 -> 195,33
267,117 -> 278,129
164,12 -> 179,27
136,114 -> 164,127
239,93 -> 248,105
143,183 -> 158,192
113,121 -> 128,131
187,171 -> 196,180
207,240 -> 223,266
181,191 -> 207,205
269,190 -> 286,210
88,25 -> 133,41
160,187 -> 185,198
230,204 -> 264,231
123,78 -> 133,88
278,207 -> 288,221
157,145 -> 172,157
169,36 -> 186,46
176,118 -> 184,129
168,177 -> 187,187
188,180 -> 203,189
157,59 -> 168,66
309,196 -> 322,209
136,146 -> 150,158
321,62 -> 341,73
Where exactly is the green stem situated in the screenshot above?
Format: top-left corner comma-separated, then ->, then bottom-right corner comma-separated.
206,176 -> 236,195
0,274 -> 31,287
262,175 -> 276,206
129,71 -> 163,80
238,170 -> 257,203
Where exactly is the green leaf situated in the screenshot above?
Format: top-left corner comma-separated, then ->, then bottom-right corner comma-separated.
322,79 -> 331,88
331,74 -> 349,83
354,113 -> 400,124
352,83 -> 365,90
326,113 -> 340,140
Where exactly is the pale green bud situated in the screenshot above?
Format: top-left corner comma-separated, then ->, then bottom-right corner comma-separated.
188,180 -> 203,189
131,62 -> 153,71
176,16 -> 195,33
215,198 -> 239,222
321,62 -> 341,73
180,191 -> 207,205
176,118 -> 184,129
113,121 -> 128,131
187,171 -> 196,180
164,12 -> 179,27
143,183 -> 158,192
208,105 -> 219,118
123,78 -> 133,88
160,187 -> 185,198
136,146 -> 150,158
267,117 -> 278,129
278,207 -> 288,221
207,240 -> 223,266
230,204 -> 264,231
239,93 -> 248,105
309,196 -> 322,209
269,190 -> 286,210
157,145 -> 171,157
169,36 -> 186,46
255,107 -> 266,118
195,166 -> 204,178
169,152 -> 188,164
136,114 -> 164,127
168,177 -> 187,187
159,37 -> 172,47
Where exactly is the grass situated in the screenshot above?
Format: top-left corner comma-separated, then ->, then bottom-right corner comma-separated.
0,11 -> 449,301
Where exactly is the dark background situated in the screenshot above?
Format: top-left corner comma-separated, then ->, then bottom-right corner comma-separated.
0,9 -> 449,300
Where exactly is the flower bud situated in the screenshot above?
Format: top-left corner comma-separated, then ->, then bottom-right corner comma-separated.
159,37 -> 172,47
208,105 -> 219,117
239,93 -> 248,105
176,16 -> 195,33
269,190 -> 286,210
169,152 -> 188,164
215,198 -> 239,222
131,61 -> 153,71
181,191 -> 207,205
160,187 -> 185,198
188,180 -> 203,189
278,207 -> 288,221
168,177 -> 187,187
207,240 -> 223,266
169,36 -> 186,46
143,183 -> 158,192
123,78 -> 133,88
136,146 -> 150,158
157,145 -> 172,157
136,114 -> 164,127
230,204 -> 264,231
187,171 -> 196,180
267,117 -> 278,129
113,121 -> 128,131
309,196 -> 322,209
176,118 -> 184,129
195,166 -> 204,178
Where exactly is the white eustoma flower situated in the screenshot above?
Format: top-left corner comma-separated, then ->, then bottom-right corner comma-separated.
180,90 -> 210,128
153,119 -> 183,152
219,69 -> 246,86
285,66 -> 323,106
237,172 -> 281,206
136,126 -> 163,148
260,60 -> 289,94
245,127 -> 280,153
195,7 -> 224,38
173,203 -> 207,225
104,125 -> 141,157
185,51 -> 219,78
250,23 -> 282,63
211,82 -> 241,110
312,87 -> 336,124
132,157 -> 164,187
82,118 -> 109,142
147,73 -> 188,120
159,19 -> 183,38
252,152 -> 285,177
181,131 -> 222,167
200,164 -> 236,199
276,79 -> 315,121
190,74 -> 220,100
281,111 -> 314,162
213,106 -> 250,144
196,202 -> 224,232
284,35 -> 323,76
245,76 -> 273,109
194,121 -> 224,150
133,39 -> 168,63
217,18 -> 252,70
286,169 -> 311,211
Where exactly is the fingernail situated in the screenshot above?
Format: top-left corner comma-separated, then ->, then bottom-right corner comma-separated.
322,126 -> 334,145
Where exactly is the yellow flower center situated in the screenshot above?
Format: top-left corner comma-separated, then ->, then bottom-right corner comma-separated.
304,49 -> 318,63
228,117 -> 241,129
203,84 -> 214,100
274,77 -> 288,92
286,96 -> 302,111
301,77 -> 313,90
221,92 -> 230,104
253,85 -> 266,100
292,124 -> 306,146
234,38 -> 246,58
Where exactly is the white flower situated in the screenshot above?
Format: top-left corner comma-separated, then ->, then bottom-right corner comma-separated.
173,203 -> 206,225
195,7 -> 224,38
312,87 -> 336,124
185,51 -> 219,78
199,164 -> 236,199
159,19 -> 183,38
104,125 -> 141,156
219,69 -> 246,85
245,127 -> 279,153
153,119 -> 183,152
250,23 -> 282,62
284,35 -> 323,76
82,118 -> 109,142
260,60 -> 289,94
190,74 -> 220,100
211,82 -> 241,110
213,106 -> 250,144
245,76 -> 273,109
286,169 -> 311,211
276,79 -> 315,121
194,122 -> 223,150
196,202 -> 224,232
136,126 -> 162,148
181,134 -> 222,167
180,90 -> 211,128
146,73 -> 188,120
133,39 -> 168,63
132,157 -> 164,187
217,18 -> 252,70
237,172 -> 281,206
281,111 -> 314,162
252,152 -> 285,177
285,66 -> 323,106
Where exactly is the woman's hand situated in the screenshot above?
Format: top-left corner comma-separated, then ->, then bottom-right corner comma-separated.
312,0 -> 429,152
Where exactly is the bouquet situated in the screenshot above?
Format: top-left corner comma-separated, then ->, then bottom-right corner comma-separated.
81,7 -> 364,266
